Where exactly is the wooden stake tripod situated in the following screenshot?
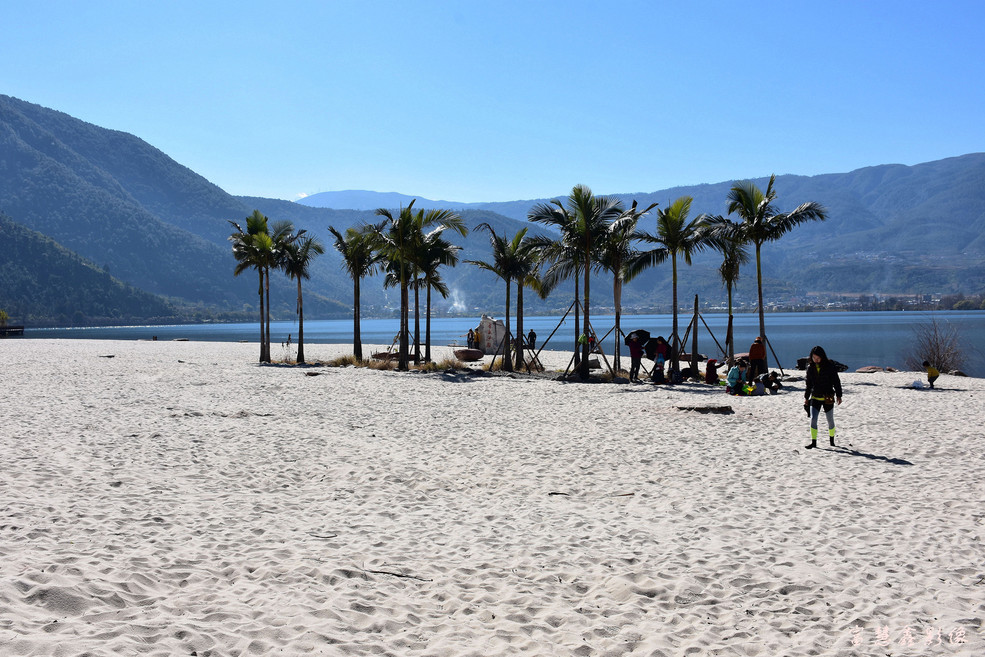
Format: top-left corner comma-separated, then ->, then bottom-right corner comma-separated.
560,299 -> 616,379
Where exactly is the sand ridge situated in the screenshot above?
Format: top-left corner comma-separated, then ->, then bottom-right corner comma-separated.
0,339 -> 982,656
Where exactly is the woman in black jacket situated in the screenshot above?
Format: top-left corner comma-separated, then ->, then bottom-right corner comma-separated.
804,345 -> 842,449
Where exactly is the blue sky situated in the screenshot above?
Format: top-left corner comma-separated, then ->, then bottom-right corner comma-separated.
3,0 -> 984,202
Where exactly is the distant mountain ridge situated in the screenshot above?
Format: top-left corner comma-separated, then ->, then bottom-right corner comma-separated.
301,155 -> 985,248
2,92 -> 984,327
298,190 -> 552,225
297,155 -> 985,298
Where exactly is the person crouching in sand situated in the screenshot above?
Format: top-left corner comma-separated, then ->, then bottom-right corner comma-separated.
804,345 -> 842,449
726,361 -> 747,395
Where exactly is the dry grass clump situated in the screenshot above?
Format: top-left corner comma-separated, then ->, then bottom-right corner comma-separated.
416,357 -> 467,372
601,368 -> 632,383
325,354 -> 358,367
483,358 -> 512,372
366,358 -> 396,371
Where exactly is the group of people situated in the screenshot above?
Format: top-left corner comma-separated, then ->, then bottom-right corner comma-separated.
723,336 -> 777,396
627,334 -> 672,383
725,361 -> 783,396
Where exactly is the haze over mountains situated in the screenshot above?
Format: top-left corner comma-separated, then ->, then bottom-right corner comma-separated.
1,93 -> 983,327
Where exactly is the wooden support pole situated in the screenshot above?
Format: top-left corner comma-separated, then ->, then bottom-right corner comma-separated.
690,295 -> 699,374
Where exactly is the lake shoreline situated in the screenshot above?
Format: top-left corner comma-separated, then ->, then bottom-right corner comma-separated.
15,310 -> 985,377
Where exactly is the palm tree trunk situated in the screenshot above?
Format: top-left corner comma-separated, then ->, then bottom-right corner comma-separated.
755,242 -> 768,368
425,284 -> 432,363
353,277 -> 363,361
573,269 -> 580,369
399,279 -> 409,371
671,255 -> 679,375
296,278 -> 305,364
414,283 -> 421,365
613,276 -> 622,373
580,248 -> 590,379
503,278 -> 513,372
515,280 -> 524,371
257,270 -> 265,363
398,230 -> 409,371
726,283 -> 735,366
264,267 -> 272,363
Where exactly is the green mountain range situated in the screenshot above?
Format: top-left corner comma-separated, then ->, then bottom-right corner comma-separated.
1,93 -> 983,327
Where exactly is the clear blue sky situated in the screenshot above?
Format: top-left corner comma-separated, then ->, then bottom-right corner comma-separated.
3,0 -> 984,202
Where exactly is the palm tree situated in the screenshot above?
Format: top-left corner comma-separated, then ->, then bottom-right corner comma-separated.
329,224 -> 381,362
266,219 -> 296,357
530,185 -> 624,378
229,210 -> 273,362
603,200 -> 657,372
727,175 -> 827,364
626,196 -> 714,373
466,224 -> 538,372
703,215 -> 750,364
415,228 -> 462,362
410,207 -> 466,363
374,203 -> 418,371
281,232 -> 324,364
512,244 -> 543,370
374,202 -> 465,370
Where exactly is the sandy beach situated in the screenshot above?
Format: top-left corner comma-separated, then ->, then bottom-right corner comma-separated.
1,339 -> 982,656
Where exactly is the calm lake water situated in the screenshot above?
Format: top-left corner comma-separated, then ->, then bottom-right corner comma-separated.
20,311 -> 985,377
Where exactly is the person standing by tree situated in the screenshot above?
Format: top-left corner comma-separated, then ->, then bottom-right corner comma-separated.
804,345 -> 843,449
748,336 -> 767,380
628,334 -> 644,382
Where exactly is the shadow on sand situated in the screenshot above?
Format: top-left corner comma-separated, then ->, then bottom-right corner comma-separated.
616,382 -> 747,397
898,386 -> 969,392
828,445 -> 914,466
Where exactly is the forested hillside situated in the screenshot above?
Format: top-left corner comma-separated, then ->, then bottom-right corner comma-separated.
0,212 -> 176,325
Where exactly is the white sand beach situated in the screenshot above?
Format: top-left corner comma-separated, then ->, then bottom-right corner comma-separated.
1,339 -> 982,656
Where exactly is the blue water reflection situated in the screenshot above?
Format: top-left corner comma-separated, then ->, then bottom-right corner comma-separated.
22,311 -> 985,376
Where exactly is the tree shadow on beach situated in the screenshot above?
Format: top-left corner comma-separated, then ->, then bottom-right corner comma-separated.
435,370 -> 488,383
615,382 -> 728,396
828,445 -> 914,466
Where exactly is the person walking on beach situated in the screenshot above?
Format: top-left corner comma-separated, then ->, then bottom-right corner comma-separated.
467,328 -> 475,350
748,337 -> 767,380
923,360 -> 940,389
804,345 -> 843,449
628,334 -> 644,382
527,329 -> 536,351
